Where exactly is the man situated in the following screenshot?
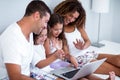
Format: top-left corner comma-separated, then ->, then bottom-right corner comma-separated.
0,1 -> 64,80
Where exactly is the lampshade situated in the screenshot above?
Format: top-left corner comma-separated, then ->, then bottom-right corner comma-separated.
92,0 -> 110,13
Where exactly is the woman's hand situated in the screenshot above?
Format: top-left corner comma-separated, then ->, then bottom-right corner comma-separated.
73,39 -> 84,50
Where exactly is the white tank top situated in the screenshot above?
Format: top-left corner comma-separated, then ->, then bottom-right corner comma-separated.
64,27 -> 84,57
49,40 -> 57,53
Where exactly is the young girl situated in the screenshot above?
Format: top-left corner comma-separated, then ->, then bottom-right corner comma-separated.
31,28 -> 58,80
44,13 -> 78,69
33,27 -> 47,60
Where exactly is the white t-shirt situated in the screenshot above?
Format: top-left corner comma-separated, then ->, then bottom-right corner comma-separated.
0,23 -> 42,79
31,45 -> 46,70
64,27 -> 85,57
34,45 -> 46,60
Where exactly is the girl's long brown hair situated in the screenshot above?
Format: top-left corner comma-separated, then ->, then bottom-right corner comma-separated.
47,13 -> 67,47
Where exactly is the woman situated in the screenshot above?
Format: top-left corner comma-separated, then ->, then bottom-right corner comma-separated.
54,0 -> 118,78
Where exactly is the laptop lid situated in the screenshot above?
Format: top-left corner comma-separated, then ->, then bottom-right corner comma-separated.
50,58 -> 107,80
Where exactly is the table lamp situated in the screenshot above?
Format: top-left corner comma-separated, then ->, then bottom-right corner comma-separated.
91,0 -> 110,48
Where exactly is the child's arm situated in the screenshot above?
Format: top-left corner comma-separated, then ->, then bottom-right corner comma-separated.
36,49 -> 65,68
44,38 -> 53,57
63,40 -> 78,68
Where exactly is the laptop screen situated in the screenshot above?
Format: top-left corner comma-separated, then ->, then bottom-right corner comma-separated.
61,69 -> 80,78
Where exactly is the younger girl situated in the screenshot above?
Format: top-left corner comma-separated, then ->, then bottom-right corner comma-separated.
31,28 -> 58,80
44,13 -> 78,69
33,27 -> 47,60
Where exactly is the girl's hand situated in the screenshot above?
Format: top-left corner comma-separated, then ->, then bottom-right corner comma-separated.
70,56 -> 78,68
73,39 -> 84,50
54,49 -> 65,59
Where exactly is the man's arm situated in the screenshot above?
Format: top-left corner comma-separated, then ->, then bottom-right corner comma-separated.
5,63 -> 35,80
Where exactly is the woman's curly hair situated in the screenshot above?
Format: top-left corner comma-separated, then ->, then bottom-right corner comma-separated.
54,0 -> 86,28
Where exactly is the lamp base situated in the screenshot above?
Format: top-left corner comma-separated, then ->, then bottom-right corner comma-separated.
92,42 -> 105,48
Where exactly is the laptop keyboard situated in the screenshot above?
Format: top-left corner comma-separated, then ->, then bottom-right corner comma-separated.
61,69 -> 80,78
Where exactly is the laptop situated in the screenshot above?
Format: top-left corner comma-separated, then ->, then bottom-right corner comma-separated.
50,58 -> 107,80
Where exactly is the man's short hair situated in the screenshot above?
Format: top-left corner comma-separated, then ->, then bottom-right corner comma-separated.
24,0 -> 51,18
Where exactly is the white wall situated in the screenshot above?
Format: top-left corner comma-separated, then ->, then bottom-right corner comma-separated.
111,0 -> 120,43
81,0 -> 120,43
0,0 -> 120,43
0,0 -> 31,34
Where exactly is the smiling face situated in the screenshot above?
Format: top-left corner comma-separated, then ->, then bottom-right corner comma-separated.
51,23 -> 63,38
34,12 -> 50,35
35,28 -> 47,45
63,11 -> 79,25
